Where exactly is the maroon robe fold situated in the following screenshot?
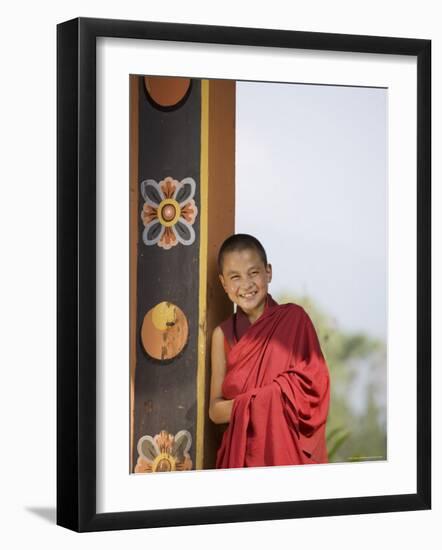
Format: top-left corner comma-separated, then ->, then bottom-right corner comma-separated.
216,295 -> 330,469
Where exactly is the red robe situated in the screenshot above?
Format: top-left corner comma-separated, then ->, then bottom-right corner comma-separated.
216,295 -> 330,469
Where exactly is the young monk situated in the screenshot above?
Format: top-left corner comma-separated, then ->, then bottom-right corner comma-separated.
209,234 -> 330,468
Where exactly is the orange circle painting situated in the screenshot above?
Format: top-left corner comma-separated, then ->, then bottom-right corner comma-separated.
141,301 -> 188,361
144,76 -> 191,108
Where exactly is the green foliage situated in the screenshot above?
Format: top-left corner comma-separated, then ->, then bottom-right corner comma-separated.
277,292 -> 387,463
326,426 -> 350,461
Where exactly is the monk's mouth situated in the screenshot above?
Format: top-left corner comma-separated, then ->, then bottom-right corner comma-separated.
240,291 -> 258,299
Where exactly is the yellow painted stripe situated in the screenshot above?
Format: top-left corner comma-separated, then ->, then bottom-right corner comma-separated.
196,80 -> 209,470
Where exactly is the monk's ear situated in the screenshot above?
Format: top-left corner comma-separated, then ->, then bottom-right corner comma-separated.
266,264 -> 272,283
219,274 -> 227,291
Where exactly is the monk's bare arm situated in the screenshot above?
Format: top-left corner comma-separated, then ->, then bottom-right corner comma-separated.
209,326 -> 234,424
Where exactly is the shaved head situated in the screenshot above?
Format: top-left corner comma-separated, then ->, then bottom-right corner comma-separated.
218,234 -> 268,274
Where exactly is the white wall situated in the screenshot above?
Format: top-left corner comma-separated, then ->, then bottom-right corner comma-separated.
0,1 -> 439,548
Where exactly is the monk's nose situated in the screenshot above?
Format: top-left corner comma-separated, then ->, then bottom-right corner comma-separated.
242,281 -> 254,291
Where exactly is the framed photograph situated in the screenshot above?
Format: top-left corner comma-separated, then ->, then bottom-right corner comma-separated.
57,17 -> 431,532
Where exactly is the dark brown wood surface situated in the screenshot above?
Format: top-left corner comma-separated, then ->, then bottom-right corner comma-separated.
132,77 -> 201,471
130,77 -> 236,472
203,80 -> 236,468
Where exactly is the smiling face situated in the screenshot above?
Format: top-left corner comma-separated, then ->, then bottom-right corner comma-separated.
219,247 -> 272,323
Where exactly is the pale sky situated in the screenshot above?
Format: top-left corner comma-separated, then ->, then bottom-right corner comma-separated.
235,80 -> 387,340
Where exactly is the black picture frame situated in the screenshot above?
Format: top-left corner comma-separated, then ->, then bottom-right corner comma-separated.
57,17 -> 431,532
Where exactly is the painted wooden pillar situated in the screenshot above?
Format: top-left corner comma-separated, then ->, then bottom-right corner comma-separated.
130,76 -> 235,473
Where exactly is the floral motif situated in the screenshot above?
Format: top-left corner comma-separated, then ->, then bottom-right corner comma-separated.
140,176 -> 198,250
134,430 -> 193,473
